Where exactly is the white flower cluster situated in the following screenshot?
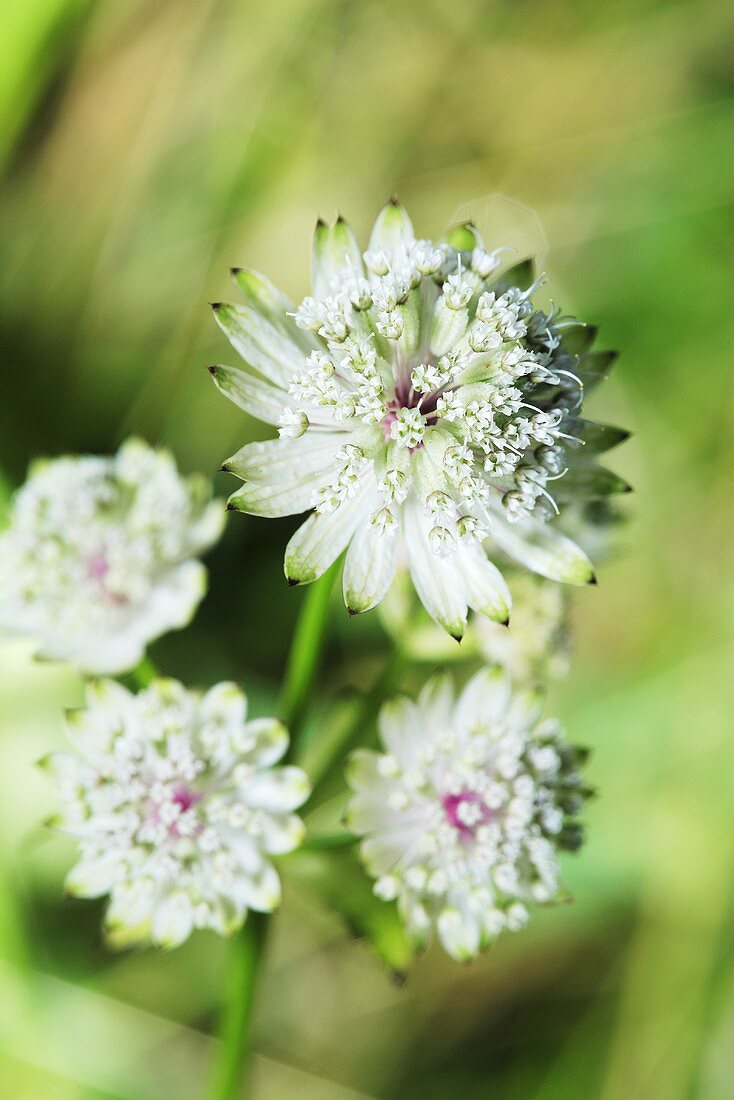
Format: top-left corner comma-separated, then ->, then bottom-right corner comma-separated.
345,669 -> 589,961
0,439 -> 224,674
44,678 -> 310,948
212,201 -> 626,638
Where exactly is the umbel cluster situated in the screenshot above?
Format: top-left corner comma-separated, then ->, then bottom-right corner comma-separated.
1,201 -> 628,961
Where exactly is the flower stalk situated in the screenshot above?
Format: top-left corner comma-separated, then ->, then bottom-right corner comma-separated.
208,910 -> 268,1100
306,643 -> 409,807
279,560 -> 340,741
208,562 -> 338,1100
129,655 -> 158,690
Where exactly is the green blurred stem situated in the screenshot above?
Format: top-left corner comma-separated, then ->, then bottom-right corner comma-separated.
129,655 -> 157,689
208,910 -> 268,1100
278,560 -> 339,740
307,644 -> 408,809
209,564 -> 337,1100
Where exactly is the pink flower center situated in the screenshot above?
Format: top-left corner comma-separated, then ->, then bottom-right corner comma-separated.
88,552 -> 130,606
88,553 -> 109,580
381,388 -> 441,444
172,785 -> 199,813
381,408 -> 398,440
442,791 -> 493,837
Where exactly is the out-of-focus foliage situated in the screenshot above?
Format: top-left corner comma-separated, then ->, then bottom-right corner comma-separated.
1,1 -> 733,1097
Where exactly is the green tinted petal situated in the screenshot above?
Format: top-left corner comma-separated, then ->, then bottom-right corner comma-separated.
312,216 -> 364,298
487,506 -> 595,586
342,515 -> 398,613
368,198 -> 415,256
231,267 -> 316,354
209,363 -> 286,425
212,302 -> 306,387
285,494 -> 364,584
227,472 -> 324,518
223,435 -> 343,484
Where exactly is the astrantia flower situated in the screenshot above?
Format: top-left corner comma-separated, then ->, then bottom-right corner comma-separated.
44,678 -> 310,948
212,200 -> 629,638
345,670 -> 590,961
0,439 -> 224,674
477,574 -> 570,684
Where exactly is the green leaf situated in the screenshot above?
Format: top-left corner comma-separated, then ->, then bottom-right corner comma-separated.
576,349 -> 619,391
490,258 -> 535,293
554,464 -> 632,501
560,323 -> 598,354
568,418 -> 631,454
287,847 -> 414,979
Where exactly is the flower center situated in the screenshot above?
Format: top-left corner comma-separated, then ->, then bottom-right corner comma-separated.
386,402 -> 427,450
87,551 -> 131,607
172,784 -> 200,813
442,791 -> 493,837
88,553 -> 109,580
381,408 -> 398,441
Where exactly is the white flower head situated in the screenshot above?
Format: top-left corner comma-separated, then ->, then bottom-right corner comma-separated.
212,202 -> 630,639
43,678 -> 310,949
477,574 -> 570,684
345,669 -> 590,961
0,439 -> 225,674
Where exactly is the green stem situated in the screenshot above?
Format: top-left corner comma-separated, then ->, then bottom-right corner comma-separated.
278,561 -> 339,739
307,645 -> 408,810
207,911 -> 268,1100
209,564 -> 338,1100
129,655 -> 157,689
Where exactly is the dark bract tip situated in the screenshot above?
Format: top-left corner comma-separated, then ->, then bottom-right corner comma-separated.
286,576 -> 300,587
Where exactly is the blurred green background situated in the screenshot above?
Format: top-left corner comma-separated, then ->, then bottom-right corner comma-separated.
1,0 -> 733,1096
